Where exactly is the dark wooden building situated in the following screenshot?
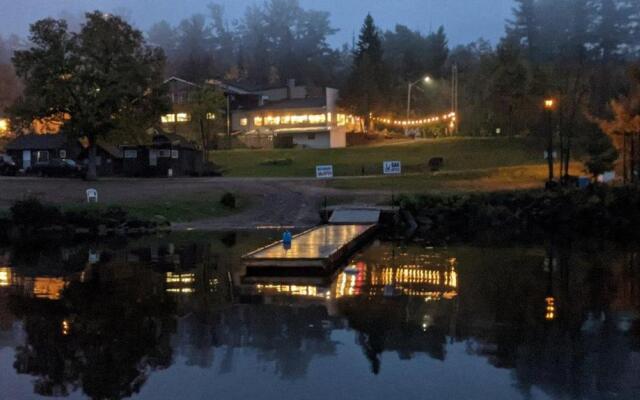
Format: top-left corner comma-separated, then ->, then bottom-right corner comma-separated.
121,131 -> 203,177
77,141 -> 123,176
5,134 -> 81,169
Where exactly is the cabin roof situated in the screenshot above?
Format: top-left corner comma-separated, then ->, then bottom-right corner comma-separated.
5,134 -> 68,150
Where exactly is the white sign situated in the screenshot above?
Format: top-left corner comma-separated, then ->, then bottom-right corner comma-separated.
383,161 -> 402,175
316,165 -> 334,179
597,171 -> 616,183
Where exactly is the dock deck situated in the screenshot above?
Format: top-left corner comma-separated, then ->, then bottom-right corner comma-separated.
243,224 -> 377,269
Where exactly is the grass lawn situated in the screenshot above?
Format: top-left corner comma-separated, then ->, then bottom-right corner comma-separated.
212,137 -> 549,177
64,193 -> 248,223
328,163 -> 586,193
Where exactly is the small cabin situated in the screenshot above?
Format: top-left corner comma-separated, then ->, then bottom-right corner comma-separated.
121,131 -> 203,177
5,134 -> 81,169
77,141 -> 124,176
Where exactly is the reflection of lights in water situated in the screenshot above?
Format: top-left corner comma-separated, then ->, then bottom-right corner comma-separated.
254,284 -> 325,298
33,278 -> 65,300
62,319 -> 70,335
421,315 -> 434,331
0,267 -> 11,287
167,288 -> 195,294
166,272 -> 195,284
545,296 -> 555,320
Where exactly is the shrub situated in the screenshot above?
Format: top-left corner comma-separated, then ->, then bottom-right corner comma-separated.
220,192 -> 237,209
260,158 -> 293,166
10,198 -> 62,228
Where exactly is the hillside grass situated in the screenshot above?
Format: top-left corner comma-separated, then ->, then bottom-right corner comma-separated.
211,137 -> 548,177
63,193 -> 248,223
328,163 -> 585,193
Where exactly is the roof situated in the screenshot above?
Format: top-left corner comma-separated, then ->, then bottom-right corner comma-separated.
253,97 -> 327,112
5,134 -> 68,150
163,76 -> 201,88
97,141 -> 123,159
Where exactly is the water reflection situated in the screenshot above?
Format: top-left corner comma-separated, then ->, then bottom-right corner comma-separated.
0,236 -> 639,399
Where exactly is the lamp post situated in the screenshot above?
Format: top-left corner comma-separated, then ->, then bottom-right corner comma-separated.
544,99 -> 556,186
406,75 -> 432,135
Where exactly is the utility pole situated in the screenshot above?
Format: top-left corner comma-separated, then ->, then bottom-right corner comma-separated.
406,75 -> 432,136
544,99 -> 556,186
226,94 -> 231,149
451,64 -> 459,135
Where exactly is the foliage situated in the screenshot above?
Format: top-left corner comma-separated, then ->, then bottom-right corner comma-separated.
341,14 -> 390,131
10,198 -> 62,228
189,85 -> 226,158
10,12 -> 169,180
220,192 -> 237,209
149,0 -> 343,86
583,123 -> 619,178
597,65 -> 640,182
401,185 -> 640,242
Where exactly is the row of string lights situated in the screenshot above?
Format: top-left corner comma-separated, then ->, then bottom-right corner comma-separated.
372,112 -> 457,127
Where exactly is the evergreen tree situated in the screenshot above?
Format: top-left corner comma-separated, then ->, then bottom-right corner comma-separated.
507,0 -> 538,61
342,14 -> 390,131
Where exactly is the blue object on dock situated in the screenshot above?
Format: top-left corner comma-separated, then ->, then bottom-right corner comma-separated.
282,231 -> 292,247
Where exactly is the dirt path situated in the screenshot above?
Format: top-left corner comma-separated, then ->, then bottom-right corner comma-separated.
0,176 -> 388,230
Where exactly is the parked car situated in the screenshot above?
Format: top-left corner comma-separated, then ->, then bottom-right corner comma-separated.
29,158 -> 85,178
0,153 -> 18,176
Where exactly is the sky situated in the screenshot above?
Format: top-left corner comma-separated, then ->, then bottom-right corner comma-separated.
0,0 -> 515,47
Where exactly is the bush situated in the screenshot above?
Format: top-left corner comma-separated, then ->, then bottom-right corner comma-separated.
220,192 -> 236,209
260,158 -> 293,166
405,186 -> 640,242
10,198 -> 62,228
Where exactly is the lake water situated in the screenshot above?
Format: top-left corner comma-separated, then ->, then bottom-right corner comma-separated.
0,232 -> 639,400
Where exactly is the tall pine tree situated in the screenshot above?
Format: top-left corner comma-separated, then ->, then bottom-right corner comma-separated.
341,14 -> 390,131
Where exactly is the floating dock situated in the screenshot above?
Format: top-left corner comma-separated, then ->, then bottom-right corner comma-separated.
242,224 -> 377,269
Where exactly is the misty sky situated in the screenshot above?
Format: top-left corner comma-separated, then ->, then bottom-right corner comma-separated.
1,0 -> 515,47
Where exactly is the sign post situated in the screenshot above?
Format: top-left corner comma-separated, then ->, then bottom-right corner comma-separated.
316,165 -> 334,179
383,161 -> 402,175
383,161 -> 402,206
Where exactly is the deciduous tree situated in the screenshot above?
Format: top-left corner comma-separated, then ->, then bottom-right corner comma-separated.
10,12 -> 169,180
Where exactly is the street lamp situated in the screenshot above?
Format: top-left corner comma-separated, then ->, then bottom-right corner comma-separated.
544,98 -> 556,185
406,75 -> 432,135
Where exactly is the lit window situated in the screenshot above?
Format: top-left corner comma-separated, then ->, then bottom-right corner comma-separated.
291,115 -> 308,124
308,114 -> 326,124
161,114 -> 175,123
281,116 -> 291,124
206,113 -> 216,120
240,118 -> 248,126
0,118 -> 8,132
327,113 -> 332,123
176,113 -> 190,122
36,151 -> 49,162
337,114 -> 346,126
254,117 -> 263,127
264,116 -> 281,125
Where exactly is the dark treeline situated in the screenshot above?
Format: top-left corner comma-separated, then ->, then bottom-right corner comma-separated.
1,0 -> 639,148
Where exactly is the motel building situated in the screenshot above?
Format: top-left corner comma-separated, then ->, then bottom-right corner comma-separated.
160,77 -> 360,150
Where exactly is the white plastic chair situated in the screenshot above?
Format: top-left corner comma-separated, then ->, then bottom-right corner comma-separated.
86,188 -> 98,203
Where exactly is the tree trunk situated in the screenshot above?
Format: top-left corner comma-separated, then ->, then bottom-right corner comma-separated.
86,139 -> 98,181
563,129 -> 572,181
631,134 -> 636,183
200,118 -> 208,162
623,133 -> 628,184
